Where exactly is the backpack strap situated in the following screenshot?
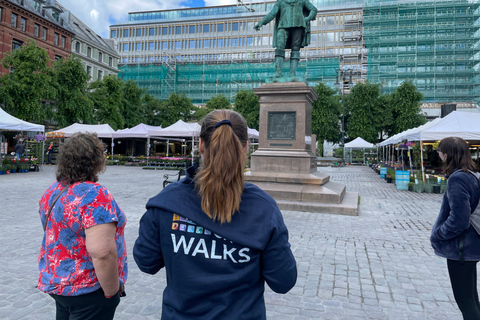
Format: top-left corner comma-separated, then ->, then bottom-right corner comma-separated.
43,185 -> 70,231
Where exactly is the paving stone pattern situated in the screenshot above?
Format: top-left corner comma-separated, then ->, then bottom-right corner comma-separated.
0,165 -> 471,319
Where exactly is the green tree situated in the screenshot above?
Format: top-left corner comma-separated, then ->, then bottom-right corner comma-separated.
389,80 -> 425,135
88,76 -> 125,130
122,80 -> 146,127
52,56 -> 93,126
195,94 -> 231,120
160,92 -> 194,127
142,94 -> 165,127
0,39 -> 54,123
311,83 -> 341,155
234,90 -> 260,130
345,81 -> 384,144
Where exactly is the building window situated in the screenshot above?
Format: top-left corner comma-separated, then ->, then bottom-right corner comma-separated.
189,25 -> 195,34
111,30 -> 116,38
149,28 -> 154,36
232,38 -> 239,47
87,47 -> 91,58
61,36 -> 65,48
86,65 -> 91,77
20,17 -> 26,31
98,70 -> 102,80
162,41 -> 167,50
232,22 -> 239,31
203,39 -> 209,48
12,39 -> 22,51
176,26 -> 182,34
162,27 -> 168,35
217,39 -> 224,47
42,27 -> 47,40
11,13 -> 17,28
123,43 -> 129,51
136,43 -> 141,51
218,23 -> 224,32
124,29 -> 129,37
136,28 -> 142,37
109,57 -> 113,67
122,58 -> 127,63
34,23 -> 39,37
98,52 -> 103,63
75,41 -> 80,52
176,41 -> 181,49
203,24 -> 209,33
54,55 -> 62,61
54,33 -> 59,45
149,42 -> 154,50
0,7 -> 3,22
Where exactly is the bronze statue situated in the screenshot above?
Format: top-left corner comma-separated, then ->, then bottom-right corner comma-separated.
254,0 -> 318,79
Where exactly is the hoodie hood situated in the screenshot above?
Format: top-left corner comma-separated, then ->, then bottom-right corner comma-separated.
145,165 -> 282,250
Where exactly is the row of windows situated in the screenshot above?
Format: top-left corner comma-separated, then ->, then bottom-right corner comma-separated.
125,0 -> 361,23
119,47 -> 360,64
86,65 -> 110,81
4,7 -> 66,48
73,41 -> 115,67
118,31 -> 362,53
111,12 -> 362,39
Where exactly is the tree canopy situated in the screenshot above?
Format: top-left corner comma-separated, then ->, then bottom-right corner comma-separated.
311,83 -> 341,150
234,90 -> 260,130
0,39 -> 54,124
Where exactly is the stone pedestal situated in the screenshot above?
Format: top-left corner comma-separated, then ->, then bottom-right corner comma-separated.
245,82 -> 358,215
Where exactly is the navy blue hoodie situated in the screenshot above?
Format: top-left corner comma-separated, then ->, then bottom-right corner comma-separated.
133,166 -> 297,320
431,169 -> 480,261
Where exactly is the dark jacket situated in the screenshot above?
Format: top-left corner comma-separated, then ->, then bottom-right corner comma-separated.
133,166 -> 297,320
14,143 -> 24,154
430,169 -> 480,261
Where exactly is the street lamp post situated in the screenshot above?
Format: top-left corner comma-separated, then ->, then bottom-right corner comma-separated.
335,68 -> 353,165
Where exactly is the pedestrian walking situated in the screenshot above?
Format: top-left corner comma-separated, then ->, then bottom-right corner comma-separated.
13,140 -> 24,159
133,109 -> 297,319
46,141 -> 54,165
38,132 -> 127,320
431,136 -> 480,320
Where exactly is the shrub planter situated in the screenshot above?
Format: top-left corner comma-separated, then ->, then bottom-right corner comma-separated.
433,185 -> 441,194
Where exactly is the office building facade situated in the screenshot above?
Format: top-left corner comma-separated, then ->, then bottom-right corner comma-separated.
110,0 -> 480,114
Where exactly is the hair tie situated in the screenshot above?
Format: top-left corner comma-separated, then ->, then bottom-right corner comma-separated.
214,119 -> 232,129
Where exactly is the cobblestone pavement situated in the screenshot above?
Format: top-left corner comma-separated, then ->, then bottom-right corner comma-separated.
0,165 -> 468,319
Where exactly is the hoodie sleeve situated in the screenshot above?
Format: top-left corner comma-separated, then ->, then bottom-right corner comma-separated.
261,207 -> 297,293
133,208 -> 165,274
432,174 -> 472,241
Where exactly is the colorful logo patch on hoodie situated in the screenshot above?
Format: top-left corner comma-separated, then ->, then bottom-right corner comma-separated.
173,215 -> 210,235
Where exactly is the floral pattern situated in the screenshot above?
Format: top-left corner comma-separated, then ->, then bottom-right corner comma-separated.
38,181 -> 127,296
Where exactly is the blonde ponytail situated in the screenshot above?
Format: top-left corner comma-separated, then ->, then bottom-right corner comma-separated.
195,110 -> 248,224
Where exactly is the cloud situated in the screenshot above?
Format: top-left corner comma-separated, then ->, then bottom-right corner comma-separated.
204,0 -> 235,7
58,0 -> 193,37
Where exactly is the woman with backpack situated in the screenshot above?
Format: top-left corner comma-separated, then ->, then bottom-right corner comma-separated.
431,136 -> 480,320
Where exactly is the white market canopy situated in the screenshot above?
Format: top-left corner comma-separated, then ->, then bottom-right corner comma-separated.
113,123 -> 162,139
344,137 -> 375,149
378,111 -> 480,146
419,111 -> 480,141
0,108 -> 44,132
248,128 -> 259,139
148,120 -> 201,138
50,123 -> 115,138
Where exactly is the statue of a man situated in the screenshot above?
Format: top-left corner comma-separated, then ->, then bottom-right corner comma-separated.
254,0 -> 318,79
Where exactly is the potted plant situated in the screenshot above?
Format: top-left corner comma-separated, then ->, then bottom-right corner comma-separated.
0,165 -> 5,175
4,164 -> 11,174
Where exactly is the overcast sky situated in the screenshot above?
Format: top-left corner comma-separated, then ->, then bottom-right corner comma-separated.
58,0 -> 237,38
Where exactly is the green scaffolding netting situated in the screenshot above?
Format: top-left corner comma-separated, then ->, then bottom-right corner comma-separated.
118,59 -> 339,104
364,0 -> 480,103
